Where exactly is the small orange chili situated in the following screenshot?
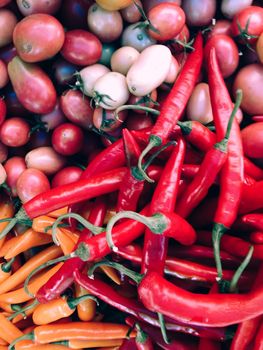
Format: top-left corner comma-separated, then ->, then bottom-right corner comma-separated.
32,294 -> 98,325
0,313 -> 23,344
67,338 -> 123,348
0,246 -> 62,294
0,196 -> 15,251
47,206 -> 68,218
74,284 -> 96,322
4,229 -> 52,260
11,322 -> 135,346
0,263 -> 63,304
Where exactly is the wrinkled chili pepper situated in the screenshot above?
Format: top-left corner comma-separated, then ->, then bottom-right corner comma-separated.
138,32 -> 203,182
208,48 -> 244,280
176,90 -> 242,219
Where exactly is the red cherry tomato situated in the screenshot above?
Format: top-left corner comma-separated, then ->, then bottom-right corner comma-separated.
231,6 -> 263,45
182,0 -> 216,27
16,168 -> 50,203
147,3 -> 185,41
0,59 -> 8,88
16,0 -> 62,16
60,89 -> 93,129
0,97 -> 6,125
51,123 -> 85,156
4,156 -> 26,197
0,9 -> 17,48
13,14 -> 65,63
0,117 -> 30,147
60,29 -> 102,66
241,122 -> 263,159
204,34 -> 239,78
51,166 -> 83,188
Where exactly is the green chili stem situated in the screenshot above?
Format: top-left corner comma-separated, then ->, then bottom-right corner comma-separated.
0,208 -> 29,240
212,223 -> 227,281
8,333 -> 34,350
7,300 -> 39,321
229,246 -> 254,293
158,312 -> 170,344
88,260 -> 142,285
52,213 -> 104,246
106,211 -> 167,252
1,257 -> 15,273
67,294 -> 99,309
138,136 -> 162,183
114,104 -> 159,120
135,323 -> 148,344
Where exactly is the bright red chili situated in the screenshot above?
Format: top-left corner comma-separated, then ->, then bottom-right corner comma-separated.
138,32 -> 203,182
208,48 -> 244,280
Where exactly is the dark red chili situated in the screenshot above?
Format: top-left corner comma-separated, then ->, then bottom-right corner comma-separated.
253,320 -> 263,350
141,138 -> 186,275
177,120 -> 216,152
36,197 -> 107,304
119,338 -> 137,350
138,32 -> 203,182
250,231 -> 263,245
176,90 -> 242,219
239,180 -> 263,214
135,323 -> 154,350
243,157 -> 263,181
208,48 -> 244,280
241,213 -> 263,232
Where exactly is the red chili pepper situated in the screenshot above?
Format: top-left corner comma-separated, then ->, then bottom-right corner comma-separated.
74,270 -> 229,342
239,180 -> 263,215
244,157 -> 263,181
119,338 -> 137,350
250,231 -> 263,245
230,264 -> 263,350
138,32 -> 203,182
253,320 -> 263,350
241,213 -> 263,232
177,120 -> 216,152
135,323 -> 154,350
141,138 -> 186,275
208,48 -> 244,280
181,164 -> 200,179
36,197 -> 107,303
176,90 -> 242,219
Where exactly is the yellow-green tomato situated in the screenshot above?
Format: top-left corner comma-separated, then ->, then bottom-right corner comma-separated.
111,46 -> 140,75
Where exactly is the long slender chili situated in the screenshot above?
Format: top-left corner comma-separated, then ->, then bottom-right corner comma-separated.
142,138 -> 186,275
138,32 -> 203,182
176,89 -> 242,219
208,48 -> 244,280
35,197 -> 107,304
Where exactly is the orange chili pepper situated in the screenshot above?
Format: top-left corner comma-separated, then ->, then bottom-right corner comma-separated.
0,263 -> 63,304
0,301 -> 13,313
10,300 -> 39,324
32,216 -> 59,235
0,338 -> 8,346
15,342 -> 74,350
99,265 -> 121,285
11,322 -> 135,345
47,207 -> 68,218
0,346 -> 8,350
0,246 -> 62,294
0,313 -> 23,344
32,294 -> 97,325
4,230 -> 53,260
56,229 -> 78,255
75,284 -> 96,322
67,338 -> 123,348
0,258 -> 15,284
0,234 -> 17,258
0,196 -> 15,251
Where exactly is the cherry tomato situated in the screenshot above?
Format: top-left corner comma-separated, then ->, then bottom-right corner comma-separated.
51,123 -> 85,156
40,100 -> 67,131
0,97 -> 6,125
60,29 -> 102,66
25,146 -> 66,175
8,56 -> 57,114
241,122 -> 263,159
16,168 -> 50,203
120,0 -> 142,23
204,34 -> 239,78
125,113 -> 153,131
0,59 -> 8,88
95,0 -> 133,11
77,64 -> 110,97
87,4 -> 123,43
186,82 -> 213,124
121,22 -> 156,52
4,156 -> 26,197
169,24 -> 190,53
27,130 -> 51,149
13,14 -> 65,63
16,0 -> 62,16
111,46 -> 140,76
148,3 -> 185,41
182,0 -> 216,27
207,20 -> 233,39
0,0 -> 11,6
143,0 -> 181,13
52,58 -> 77,88
60,89 -> 93,129
231,6 -> 263,45
0,44 -> 17,64
93,108 -> 127,132
4,89 -> 29,117
0,9 -> 17,48
0,117 -> 30,147
233,63 -> 263,115
60,0 -> 94,29
51,166 -> 83,188
128,89 -> 158,114
221,0 -> 253,19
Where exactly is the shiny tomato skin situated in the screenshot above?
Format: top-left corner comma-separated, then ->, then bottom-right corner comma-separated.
60,29 -> 102,66
16,0 -> 62,16
4,156 -> 26,197
51,123 -> 85,156
231,6 -> 263,45
0,117 -> 30,147
7,56 -> 57,114
148,3 -> 185,41
204,34 -> 239,78
256,32 -> 263,64
13,14 -> 65,63
241,122 -> 263,159
0,9 -> 17,48
95,0 -> 132,11
51,166 -> 83,188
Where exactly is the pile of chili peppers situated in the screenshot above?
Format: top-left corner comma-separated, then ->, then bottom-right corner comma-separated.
0,10 -> 263,350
